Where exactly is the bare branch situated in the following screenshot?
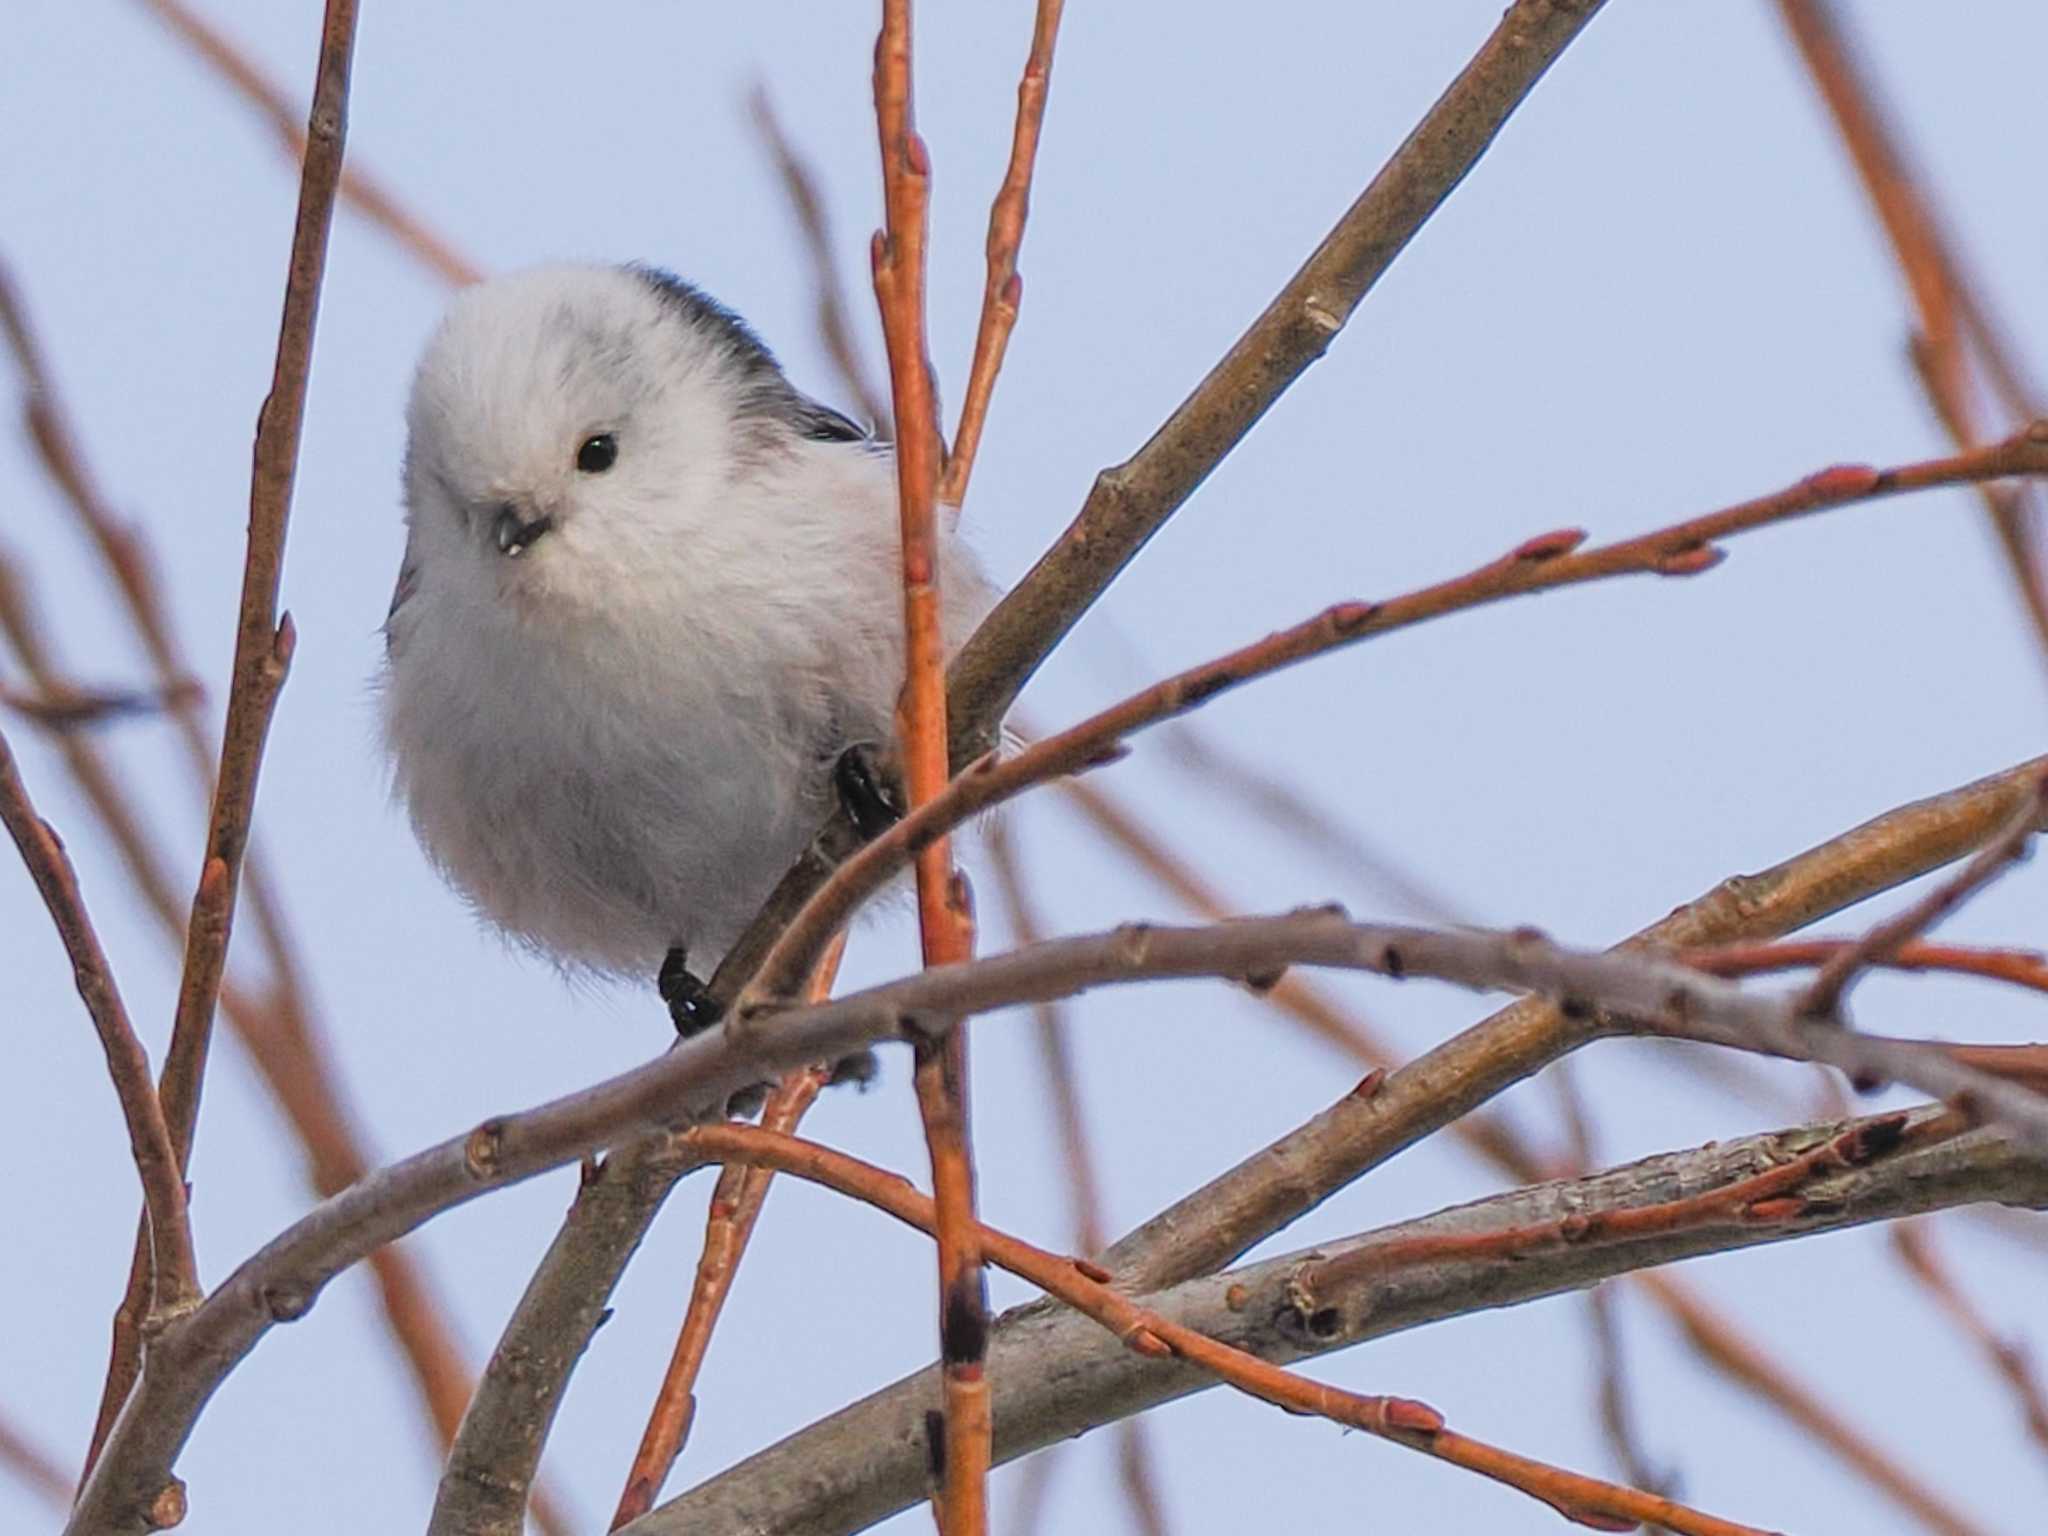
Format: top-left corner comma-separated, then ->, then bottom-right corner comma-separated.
1796,773 -> 2048,1018
747,88 -> 891,434
676,1124 -> 1778,1536
1890,1219 -> 2048,1461
1772,0 -> 2048,665
133,0 -> 482,286
699,0 -> 1617,1021
747,428 -> 2048,1011
938,0 -> 1066,508
634,1105 -> 2042,1536
609,935 -> 846,1530
653,752 -> 2046,1536
0,728 -> 199,1313
945,0 -> 1613,739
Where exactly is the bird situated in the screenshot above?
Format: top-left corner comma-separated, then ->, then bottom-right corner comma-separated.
380,262 -> 993,1030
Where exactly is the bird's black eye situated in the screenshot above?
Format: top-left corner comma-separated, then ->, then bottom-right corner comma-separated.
576,433 -> 618,474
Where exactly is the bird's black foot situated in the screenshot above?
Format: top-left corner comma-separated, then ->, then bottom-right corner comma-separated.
658,946 -> 720,1037
834,742 -> 905,841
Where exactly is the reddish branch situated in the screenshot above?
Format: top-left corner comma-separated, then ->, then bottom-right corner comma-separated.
158,0 -> 353,1210
0,729 -> 199,1314
944,0 -> 1612,742
985,821 -> 1174,1536
610,935 -> 847,1530
1890,1220 -> 2048,1460
80,0 -> 358,1498
869,4 -> 990,1529
748,89 -> 891,433
698,0 -> 1616,1024
0,1411 -> 67,1508
134,0 -> 481,287
683,1124 -> 1775,1536
749,426 -> 2048,1006
1642,1270 -> 1990,1536
1795,775 -> 2047,1018
4,269 -> 512,1506
1774,0 -> 2048,661
1688,939 -> 2048,996
938,0 -> 1066,508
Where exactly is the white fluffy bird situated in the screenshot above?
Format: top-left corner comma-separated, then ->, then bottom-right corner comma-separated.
381,263 -> 991,1024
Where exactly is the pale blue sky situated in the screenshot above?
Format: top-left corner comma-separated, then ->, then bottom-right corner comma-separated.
3,3 -> 2044,1532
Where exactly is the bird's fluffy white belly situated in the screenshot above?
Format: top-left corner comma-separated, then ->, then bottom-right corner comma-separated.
386,601 -> 844,978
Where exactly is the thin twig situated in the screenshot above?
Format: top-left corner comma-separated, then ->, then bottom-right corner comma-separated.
938,0 -> 1066,508
0,678 -> 201,732
747,87 -> 891,433
985,820 -> 1174,1536
1550,1062 -> 1676,1507
1797,774 -> 2048,1018
1889,1219 -> 2048,1461
871,4 -> 990,1530
1773,0 -> 2048,665
697,0 -> 1615,1020
89,0 -> 358,1496
1156,716 -> 1465,923
1687,938 -> 2048,996
748,427 -> 2048,1008
0,1412 -> 67,1508
609,935 -> 847,1530
648,754 -> 2048,1536
1642,1270 -> 1988,1536
683,1124 -> 1776,1536
944,0 -> 1612,741
0,728 -> 199,1313
642,1104 -> 2026,1536
133,0 -> 482,287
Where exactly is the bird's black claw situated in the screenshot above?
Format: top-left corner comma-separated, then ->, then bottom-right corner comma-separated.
834,742 -> 904,841
658,946 -> 720,1037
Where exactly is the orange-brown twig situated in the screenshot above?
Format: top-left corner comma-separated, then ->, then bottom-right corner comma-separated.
683,1123 -> 1775,1536
1795,774 -> 2048,1019
1686,939 -> 2048,997
1644,1270 -> 1989,1536
134,0 -> 482,287
749,425 -> 2048,1008
938,0 -> 1065,508
1773,0 -> 2048,662
0,728 -> 199,1314
0,1411 -> 67,1508
1300,1113 -> 1942,1295
95,0 -> 357,1489
1890,1220 -> 2048,1460
985,820 -> 1175,1536
2,270 -> 527,1512
748,87 -> 891,433
158,0 -> 353,1205
869,4 -> 988,1530
610,934 -> 847,1530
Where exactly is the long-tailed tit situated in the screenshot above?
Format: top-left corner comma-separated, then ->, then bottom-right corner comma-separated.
381,263 -> 992,1027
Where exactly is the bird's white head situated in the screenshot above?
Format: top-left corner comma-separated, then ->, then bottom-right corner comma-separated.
398,263 -> 861,620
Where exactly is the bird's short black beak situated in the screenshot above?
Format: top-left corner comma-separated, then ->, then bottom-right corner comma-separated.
492,504 -> 554,557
